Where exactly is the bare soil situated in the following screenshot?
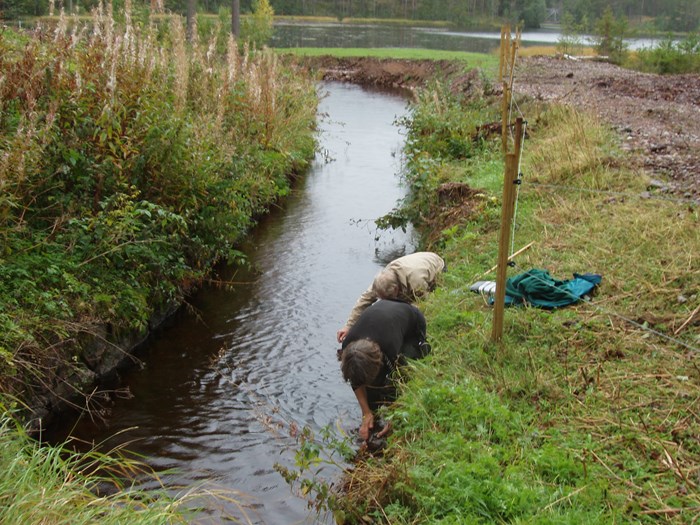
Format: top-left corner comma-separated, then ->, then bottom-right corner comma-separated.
298,55 -> 700,202
513,56 -> 700,202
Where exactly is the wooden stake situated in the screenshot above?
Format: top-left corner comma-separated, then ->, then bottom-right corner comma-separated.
491,151 -> 518,342
481,241 -> 534,277
492,26 -> 524,343
501,83 -> 509,153
498,26 -> 506,82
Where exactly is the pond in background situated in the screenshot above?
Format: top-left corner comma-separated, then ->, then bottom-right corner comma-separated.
272,22 -> 668,52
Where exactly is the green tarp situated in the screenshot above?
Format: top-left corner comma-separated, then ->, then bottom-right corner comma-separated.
503,268 -> 602,309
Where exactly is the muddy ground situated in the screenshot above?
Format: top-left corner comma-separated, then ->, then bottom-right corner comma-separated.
298,55 -> 700,202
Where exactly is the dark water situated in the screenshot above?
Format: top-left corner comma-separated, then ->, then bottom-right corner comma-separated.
53,82 -> 415,524
271,22 -> 666,52
272,22 -> 505,52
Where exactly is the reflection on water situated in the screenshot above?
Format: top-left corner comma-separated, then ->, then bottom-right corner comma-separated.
51,82 -> 415,524
272,22 -> 502,52
272,22 -> 668,52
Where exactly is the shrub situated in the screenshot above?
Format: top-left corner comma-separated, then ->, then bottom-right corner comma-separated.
629,33 -> 700,74
0,9 -> 317,403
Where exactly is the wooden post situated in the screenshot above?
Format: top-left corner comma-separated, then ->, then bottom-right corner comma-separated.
492,117 -> 524,343
231,0 -> 240,37
492,25 -> 524,343
501,82 -> 509,153
508,29 -> 520,88
492,152 -> 517,342
513,116 -> 524,165
498,26 -> 506,82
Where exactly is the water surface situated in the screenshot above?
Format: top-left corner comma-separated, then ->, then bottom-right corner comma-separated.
54,82 -> 415,524
272,22 -> 669,52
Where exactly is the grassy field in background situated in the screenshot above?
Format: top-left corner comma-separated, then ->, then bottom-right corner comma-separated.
279,46 -> 501,79
274,15 -> 453,27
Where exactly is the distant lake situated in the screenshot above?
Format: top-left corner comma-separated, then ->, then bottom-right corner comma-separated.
271,22 -> 667,52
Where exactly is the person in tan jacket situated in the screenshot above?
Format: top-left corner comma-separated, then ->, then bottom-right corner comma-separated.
336,251 -> 445,343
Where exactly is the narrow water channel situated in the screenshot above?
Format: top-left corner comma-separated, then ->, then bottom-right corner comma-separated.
55,82 -> 416,524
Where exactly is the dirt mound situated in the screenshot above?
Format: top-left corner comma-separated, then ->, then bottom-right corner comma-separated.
296,56 -> 481,96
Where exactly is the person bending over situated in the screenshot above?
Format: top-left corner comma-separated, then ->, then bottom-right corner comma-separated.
336,251 -> 444,343
339,299 -> 429,442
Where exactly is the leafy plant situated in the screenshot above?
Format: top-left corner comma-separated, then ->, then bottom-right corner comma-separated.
241,0 -> 275,48
594,6 -> 629,63
629,33 -> 700,74
0,8 -> 318,412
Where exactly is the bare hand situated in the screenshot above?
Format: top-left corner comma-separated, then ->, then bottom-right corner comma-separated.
375,421 -> 392,438
359,413 -> 374,441
336,327 -> 349,343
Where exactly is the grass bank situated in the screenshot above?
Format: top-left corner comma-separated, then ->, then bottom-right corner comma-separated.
0,407 -> 196,524
282,46 -> 499,64
274,15 -> 452,28
1,9 -> 317,522
285,60 -> 699,523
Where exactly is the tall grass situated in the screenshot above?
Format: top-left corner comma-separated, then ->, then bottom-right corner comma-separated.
0,6 -> 317,411
0,407 -> 192,524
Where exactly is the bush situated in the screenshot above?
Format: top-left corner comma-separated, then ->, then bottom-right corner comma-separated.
629,33 -> 700,74
0,10 -> 317,403
594,7 -> 629,63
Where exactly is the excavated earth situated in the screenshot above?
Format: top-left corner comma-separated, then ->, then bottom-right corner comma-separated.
298,55 -> 700,202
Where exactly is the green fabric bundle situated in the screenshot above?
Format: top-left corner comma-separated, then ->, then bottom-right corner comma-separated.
504,268 -> 602,309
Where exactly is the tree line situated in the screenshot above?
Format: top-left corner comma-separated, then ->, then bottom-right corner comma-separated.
1,0 -> 698,35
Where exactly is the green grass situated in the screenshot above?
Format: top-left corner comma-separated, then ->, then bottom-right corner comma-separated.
390,95 -> 698,524
274,15 -> 453,28
279,46 -> 498,65
287,73 -> 700,524
0,408 -> 192,525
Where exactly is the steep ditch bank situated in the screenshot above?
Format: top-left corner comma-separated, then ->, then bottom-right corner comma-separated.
20,301 -> 180,434
292,55 -> 485,96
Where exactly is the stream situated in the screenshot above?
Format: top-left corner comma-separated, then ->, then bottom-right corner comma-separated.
53,82 -> 416,524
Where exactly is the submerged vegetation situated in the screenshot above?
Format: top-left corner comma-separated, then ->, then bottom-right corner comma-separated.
283,61 -> 699,523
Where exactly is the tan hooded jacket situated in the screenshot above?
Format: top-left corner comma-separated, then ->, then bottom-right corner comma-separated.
344,251 -> 445,328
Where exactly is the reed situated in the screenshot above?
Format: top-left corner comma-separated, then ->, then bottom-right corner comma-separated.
0,3 -> 317,413
0,407 -> 191,525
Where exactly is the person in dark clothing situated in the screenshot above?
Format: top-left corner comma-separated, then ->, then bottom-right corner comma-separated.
339,299 -> 429,442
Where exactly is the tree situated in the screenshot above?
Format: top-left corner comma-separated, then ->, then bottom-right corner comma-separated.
595,6 -> 628,62
232,0 -> 240,36
187,0 -> 196,41
241,0 -> 274,46
517,0 -> 546,27
557,11 -> 585,55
